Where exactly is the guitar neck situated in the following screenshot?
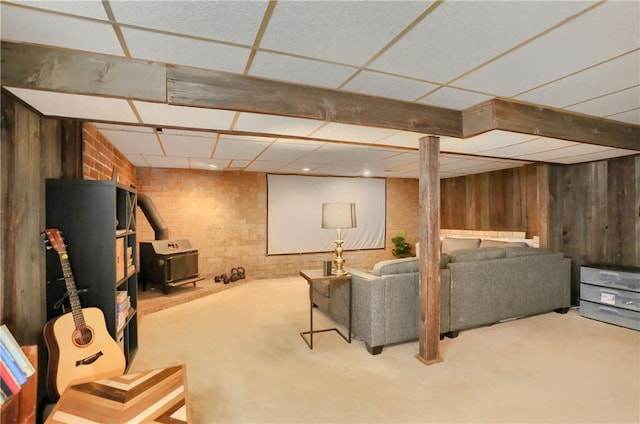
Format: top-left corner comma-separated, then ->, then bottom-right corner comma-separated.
59,253 -> 86,328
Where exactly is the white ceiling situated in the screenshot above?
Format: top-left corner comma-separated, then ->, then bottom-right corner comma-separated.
1,0 -> 639,179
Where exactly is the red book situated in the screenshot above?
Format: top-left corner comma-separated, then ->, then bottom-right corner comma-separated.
0,359 -> 20,396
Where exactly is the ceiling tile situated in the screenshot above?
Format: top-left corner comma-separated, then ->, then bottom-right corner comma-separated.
124,154 -> 151,167
513,142 -> 612,162
260,1 -> 432,66
160,133 -> 216,158
557,148 -> 640,164
440,130 -> 537,154
234,113 -> 324,137
12,0 -> 109,20
605,109 -> 640,125
97,128 -> 162,155
376,131 -> 435,149
190,158 -> 230,171
454,1 -> 639,96
214,136 -> 271,160
256,142 -> 320,162
121,27 -> 251,73
142,155 -> 190,169
516,51 -> 640,107
567,86 -> 640,118
109,0 -> 268,45
478,137 -> 577,158
342,71 -> 438,101
370,1 -> 595,83
0,4 -> 123,55
133,101 -> 236,130
248,51 -> 356,89
312,122 -> 398,143
5,88 -> 139,123
244,161 -> 289,173
419,87 -> 493,110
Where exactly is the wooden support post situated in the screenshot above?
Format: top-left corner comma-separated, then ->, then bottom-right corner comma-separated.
416,135 -> 443,366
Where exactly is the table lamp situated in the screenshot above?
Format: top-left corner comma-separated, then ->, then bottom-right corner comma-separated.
322,202 -> 357,276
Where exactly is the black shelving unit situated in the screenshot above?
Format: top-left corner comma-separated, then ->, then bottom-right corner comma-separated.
45,179 -> 138,367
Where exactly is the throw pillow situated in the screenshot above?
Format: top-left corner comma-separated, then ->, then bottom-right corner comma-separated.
441,237 -> 481,254
449,247 -> 506,263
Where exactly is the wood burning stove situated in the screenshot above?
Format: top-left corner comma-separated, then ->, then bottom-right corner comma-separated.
139,239 -> 203,294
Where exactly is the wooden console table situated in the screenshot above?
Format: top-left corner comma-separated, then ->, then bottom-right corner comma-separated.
299,269 -> 352,349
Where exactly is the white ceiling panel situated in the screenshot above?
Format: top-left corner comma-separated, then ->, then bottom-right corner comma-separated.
92,123 -> 154,133
440,130 -> 538,154
605,109 -> 640,125
516,51 -> 640,108
342,71 -> 438,101
0,3 -> 123,55
479,137 -> 577,158
370,1 -> 594,83
124,154 -> 151,168
249,51 -> 357,89
142,155 -> 190,169
190,158 -> 230,171
97,129 -> 162,155
256,142 -> 320,162
121,27 -> 251,73
260,1 -> 432,66
12,0 -> 109,20
312,122 -> 398,144
5,88 -> 139,123
133,101 -> 236,130
376,131 -> 437,149
557,148 -> 640,164
234,113 -> 324,137
514,142 -> 611,162
244,161 -> 289,173
160,133 -> 216,158
567,86 -> 640,119
214,136 -> 271,160
109,0 -> 268,45
455,1 -> 640,96
419,87 -> 493,110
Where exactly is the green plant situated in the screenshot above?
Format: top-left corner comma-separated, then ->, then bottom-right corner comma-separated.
391,230 -> 413,258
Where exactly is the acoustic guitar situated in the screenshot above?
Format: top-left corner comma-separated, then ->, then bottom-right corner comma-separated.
43,228 -> 126,401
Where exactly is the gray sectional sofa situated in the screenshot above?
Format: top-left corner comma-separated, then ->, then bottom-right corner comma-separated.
310,237 -> 571,355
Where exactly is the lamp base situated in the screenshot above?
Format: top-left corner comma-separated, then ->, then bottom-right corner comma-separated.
332,238 -> 347,275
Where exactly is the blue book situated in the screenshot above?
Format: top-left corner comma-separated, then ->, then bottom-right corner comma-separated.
0,342 -> 26,385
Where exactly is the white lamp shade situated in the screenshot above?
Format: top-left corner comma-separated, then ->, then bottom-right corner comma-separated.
322,203 -> 357,229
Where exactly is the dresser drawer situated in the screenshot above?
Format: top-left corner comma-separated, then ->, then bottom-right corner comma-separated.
580,283 -> 640,312
580,300 -> 640,331
580,266 -> 640,293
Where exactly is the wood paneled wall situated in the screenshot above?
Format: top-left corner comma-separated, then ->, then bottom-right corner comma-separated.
546,155 -> 640,304
440,164 -> 540,237
1,93 -> 82,345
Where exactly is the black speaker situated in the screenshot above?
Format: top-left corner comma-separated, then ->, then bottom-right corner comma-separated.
323,260 -> 333,276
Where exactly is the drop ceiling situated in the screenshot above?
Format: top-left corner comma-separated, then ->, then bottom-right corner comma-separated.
1,0 -> 638,179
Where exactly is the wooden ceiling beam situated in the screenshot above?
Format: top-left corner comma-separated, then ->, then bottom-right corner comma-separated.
166,66 -> 462,137
2,41 -> 638,149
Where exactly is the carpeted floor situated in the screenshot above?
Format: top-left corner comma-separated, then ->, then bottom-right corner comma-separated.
131,276 -> 640,423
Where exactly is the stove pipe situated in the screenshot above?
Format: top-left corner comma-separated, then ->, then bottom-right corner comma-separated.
138,193 -> 169,240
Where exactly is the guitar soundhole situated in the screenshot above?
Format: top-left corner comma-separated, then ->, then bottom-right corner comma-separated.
73,326 -> 94,347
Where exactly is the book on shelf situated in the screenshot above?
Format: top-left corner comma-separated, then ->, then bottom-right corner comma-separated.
0,360 -> 21,397
0,342 -> 26,386
0,325 -> 35,378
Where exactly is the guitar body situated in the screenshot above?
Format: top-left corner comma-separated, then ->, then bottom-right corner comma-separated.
44,307 -> 126,400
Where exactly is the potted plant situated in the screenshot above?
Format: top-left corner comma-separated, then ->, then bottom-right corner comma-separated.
391,230 -> 413,258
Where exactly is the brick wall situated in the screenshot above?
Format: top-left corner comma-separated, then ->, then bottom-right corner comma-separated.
136,168 -> 419,280
83,123 -> 136,187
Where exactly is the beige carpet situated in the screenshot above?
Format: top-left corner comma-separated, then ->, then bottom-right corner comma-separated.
130,276 -> 640,423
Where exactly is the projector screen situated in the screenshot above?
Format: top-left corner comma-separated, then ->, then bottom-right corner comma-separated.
267,174 -> 386,255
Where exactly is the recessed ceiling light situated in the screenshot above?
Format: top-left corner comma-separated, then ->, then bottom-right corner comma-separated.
208,164 -> 218,169
363,170 -> 371,176
302,167 -> 310,172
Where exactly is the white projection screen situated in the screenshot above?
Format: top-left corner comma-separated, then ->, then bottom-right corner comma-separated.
267,174 -> 386,255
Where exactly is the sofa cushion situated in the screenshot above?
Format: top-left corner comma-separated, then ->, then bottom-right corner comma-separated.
449,247 -> 506,263
372,257 -> 419,276
440,253 -> 450,269
479,239 -> 529,248
504,247 -> 551,257
441,237 -> 481,254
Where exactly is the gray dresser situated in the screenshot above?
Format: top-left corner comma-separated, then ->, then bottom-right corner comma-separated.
580,265 -> 640,331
